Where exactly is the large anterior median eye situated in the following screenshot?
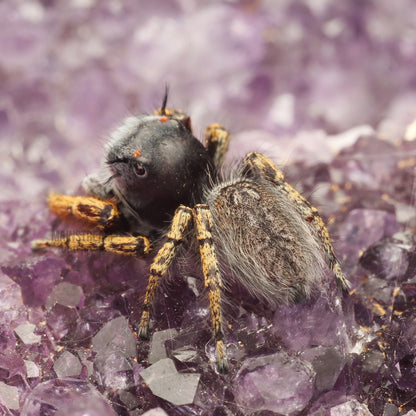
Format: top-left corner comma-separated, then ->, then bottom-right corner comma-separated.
135,164 -> 147,177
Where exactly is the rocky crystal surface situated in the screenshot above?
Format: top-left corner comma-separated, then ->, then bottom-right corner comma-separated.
1,0 -> 416,415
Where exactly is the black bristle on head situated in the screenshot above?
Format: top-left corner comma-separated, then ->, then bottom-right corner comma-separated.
161,85 -> 169,116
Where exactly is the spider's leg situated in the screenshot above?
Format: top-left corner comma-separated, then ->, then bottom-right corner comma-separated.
138,205 -> 193,339
242,152 -> 350,292
193,204 -> 229,373
32,233 -> 151,256
47,192 -> 120,231
205,124 -> 230,169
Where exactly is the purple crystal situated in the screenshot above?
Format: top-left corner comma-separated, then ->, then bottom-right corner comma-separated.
302,346 -> 345,393
53,351 -> 82,378
92,316 -> 137,389
3,256 -> 68,308
139,358 -> 201,406
92,316 -> 136,357
383,403 -> 400,416
118,390 -> 140,411
24,360 -> 40,379
272,295 -> 350,353
21,378 -> 117,416
392,354 -> 416,392
45,282 -> 84,309
360,237 -> 410,281
46,304 -> 79,341
148,328 -> 178,364
330,399 -> 373,415
14,323 -> 41,345
0,381 -> 19,411
234,352 -> 315,414
336,208 -> 400,266
142,408 -> 169,416
171,345 -> 199,364
0,349 -> 26,380
360,350 -> 385,375
0,272 -> 25,327
331,136 -> 400,190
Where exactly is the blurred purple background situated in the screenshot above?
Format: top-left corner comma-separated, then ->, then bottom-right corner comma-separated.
1,1 -> 416,415
1,0 -> 416,200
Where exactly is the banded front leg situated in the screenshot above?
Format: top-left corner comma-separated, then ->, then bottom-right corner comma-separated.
31,233 -> 151,256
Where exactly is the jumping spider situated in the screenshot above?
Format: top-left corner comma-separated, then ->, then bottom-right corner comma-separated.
32,93 -> 350,373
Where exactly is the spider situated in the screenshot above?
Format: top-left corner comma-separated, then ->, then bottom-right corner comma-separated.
32,92 -> 350,373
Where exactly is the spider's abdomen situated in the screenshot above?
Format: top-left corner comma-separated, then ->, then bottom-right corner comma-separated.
206,179 -> 327,306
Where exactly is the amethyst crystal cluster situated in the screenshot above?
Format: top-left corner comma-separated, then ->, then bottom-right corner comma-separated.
1,1 -> 416,415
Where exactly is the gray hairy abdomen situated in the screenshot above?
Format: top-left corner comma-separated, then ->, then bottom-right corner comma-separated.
205,179 -> 327,307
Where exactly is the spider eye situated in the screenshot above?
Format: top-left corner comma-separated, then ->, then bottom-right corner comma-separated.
135,165 -> 147,177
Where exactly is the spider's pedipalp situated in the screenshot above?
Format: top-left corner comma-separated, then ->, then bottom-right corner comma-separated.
242,152 -> 350,292
193,204 -> 229,373
138,205 -> 193,339
48,193 -> 120,231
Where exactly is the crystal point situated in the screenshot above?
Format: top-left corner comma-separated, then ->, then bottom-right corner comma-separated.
140,358 -> 200,406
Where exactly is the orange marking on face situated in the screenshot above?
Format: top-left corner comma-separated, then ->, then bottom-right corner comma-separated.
160,116 -> 169,122
133,149 -> 142,158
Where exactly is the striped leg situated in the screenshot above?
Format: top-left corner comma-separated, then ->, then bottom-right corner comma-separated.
193,204 -> 229,373
242,152 -> 350,292
31,233 -> 151,256
205,124 -> 230,169
138,206 -> 193,339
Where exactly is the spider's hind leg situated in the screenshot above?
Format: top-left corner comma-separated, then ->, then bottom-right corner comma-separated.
242,152 -> 350,292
